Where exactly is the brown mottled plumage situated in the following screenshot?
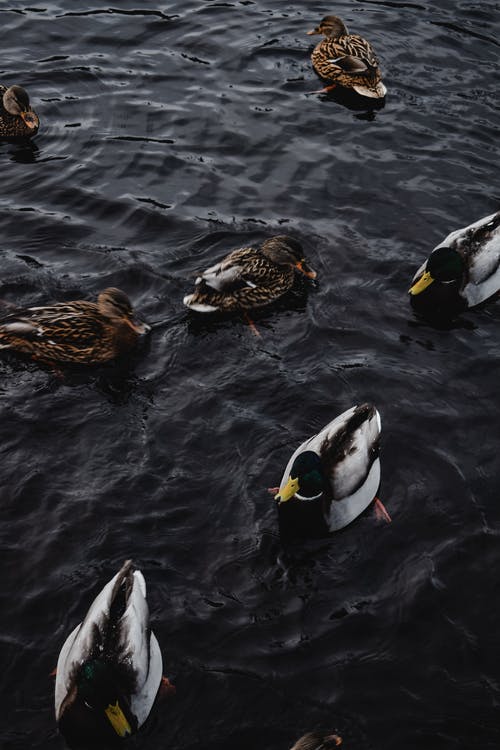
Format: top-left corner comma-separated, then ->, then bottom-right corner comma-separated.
307,15 -> 386,98
0,85 -> 39,138
290,731 -> 343,750
0,288 -> 150,365
183,235 -> 317,313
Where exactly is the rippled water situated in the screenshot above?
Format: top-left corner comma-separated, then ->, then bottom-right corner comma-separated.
1,1 -> 499,749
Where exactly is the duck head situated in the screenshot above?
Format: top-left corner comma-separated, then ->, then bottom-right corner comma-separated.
75,659 -> 136,738
98,288 -> 151,335
261,236 -> 317,279
3,85 -> 39,131
275,451 -> 325,504
307,15 -> 348,39
409,246 -> 464,296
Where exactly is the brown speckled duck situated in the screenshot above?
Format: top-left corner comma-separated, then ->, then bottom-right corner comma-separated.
0,288 -> 150,365
0,85 -> 39,137
307,15 -> 386,98
183,235 -> 317,313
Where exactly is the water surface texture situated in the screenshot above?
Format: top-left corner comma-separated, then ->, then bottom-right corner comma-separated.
1,1 -> 499,749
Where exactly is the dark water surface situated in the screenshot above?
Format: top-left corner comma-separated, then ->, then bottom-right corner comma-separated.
1,1 -> 499,748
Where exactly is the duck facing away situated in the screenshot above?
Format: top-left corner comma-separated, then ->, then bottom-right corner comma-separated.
307,15 -> 386,98
0,85 -> 39,137
183,235 -> 317,313
274,404 -> 383,534
0,287 -> 150,366
291,731 -> 343,750
409,211 -> 500,319
55,561 -> 165,747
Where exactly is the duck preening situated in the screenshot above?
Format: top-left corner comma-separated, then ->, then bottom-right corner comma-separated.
55,561 -> 166,746
274,404 -> 385,533
409,211 -> 500,318
0,287 -> 150,366
0,84 -> 39,137
183,235 -> 316,313
307,15 -> 386,98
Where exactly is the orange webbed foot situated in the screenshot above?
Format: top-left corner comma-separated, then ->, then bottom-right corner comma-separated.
374,496 -> 392,523
311,83 -> 337,94
243,312 -> 261,337
160,676 -> 176,697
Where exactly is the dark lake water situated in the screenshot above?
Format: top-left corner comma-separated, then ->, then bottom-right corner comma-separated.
1,1 -> 499,749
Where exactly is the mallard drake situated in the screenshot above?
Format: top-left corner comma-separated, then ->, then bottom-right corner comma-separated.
55,561 -> 164,746
183,235 -> 316,313
0,84 -> 39,137
290,731 -> 343,750
274,404 -> 382,532
306,15 -> 386,98
0,287 -> 150,365
409,211 -> 500,318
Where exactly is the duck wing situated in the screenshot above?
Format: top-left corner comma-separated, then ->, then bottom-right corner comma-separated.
319,404 -> 381,530
444,212 -> 500,306
117,570 -> 163,727
195,247 -> 258,293
337,34 -> 380,67
315,34 -> 379,76
0,303 -> 106,350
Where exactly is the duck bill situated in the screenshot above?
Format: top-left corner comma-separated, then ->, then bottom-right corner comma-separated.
409,270 -> 434,296
20,111 -> 39,130
127,318 -> 151,335
105,701 -> 132,737
275,476 -> 299,504
306,28 -> 321,35
295,261 -> 317,279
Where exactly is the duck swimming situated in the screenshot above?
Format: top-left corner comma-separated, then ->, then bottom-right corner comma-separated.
409,211 -> 500,318
0,84 -> 39,137
306,15 -> 386,98
0,287 -> 150,366
183,235 -> 316,313
55,561 -> 165,747
274,404 -> 384,533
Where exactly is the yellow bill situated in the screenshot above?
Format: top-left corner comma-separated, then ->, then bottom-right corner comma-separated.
105,701 -> 132,737
275,476 -> 299,503
409,270 -> 434,296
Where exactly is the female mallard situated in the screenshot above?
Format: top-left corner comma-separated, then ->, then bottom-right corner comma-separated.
183,235 -> 317,313
0,84 -> 39,137
0,287 -> 150,365
291,731 -> 343,749
274,404 -> 385,533
409,211 -> 500,318
306,15 -> 386,98
55,561 -> 166,746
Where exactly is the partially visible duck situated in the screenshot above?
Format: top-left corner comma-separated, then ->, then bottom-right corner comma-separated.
274,404 -> 383,533
409,211 -> 500,318
0,287 -> 150,366
55,561 -> 166,746
0,84 -> 39,137
307,15 -> 386,98
183,235 -> 316,313
291,731 -> 343,750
